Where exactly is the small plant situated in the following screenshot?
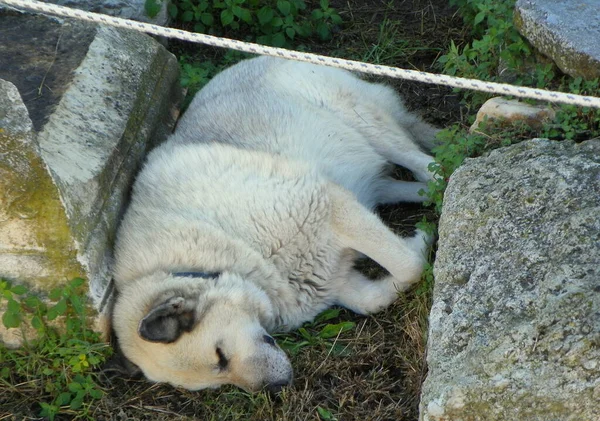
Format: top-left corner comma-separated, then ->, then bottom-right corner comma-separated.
178,50 -> 251,108
276,308 -> 354,356
432,0 -> 600,224
541,77 -> 600,141
0,278 -> 111,420
179,54 -> 218,102
437,0 -> 545,108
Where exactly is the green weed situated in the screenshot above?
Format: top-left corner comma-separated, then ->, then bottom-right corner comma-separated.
276,308 -> 354,356
431,0 -> 600,216
147,0 -> 342,47
541,77 -> 600,141
0,278 -> 111,420
437,0 -> 546,108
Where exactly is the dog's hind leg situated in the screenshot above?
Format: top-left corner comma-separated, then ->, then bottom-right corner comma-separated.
334,269 -> 412,314
376,177 -> 428,204
339,83 -> 437,181
328,184 -> 431,302
347,78 -> 441,151
364,125 -> 435,183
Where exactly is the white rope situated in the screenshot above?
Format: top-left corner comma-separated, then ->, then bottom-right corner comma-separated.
3,0 -> 600,109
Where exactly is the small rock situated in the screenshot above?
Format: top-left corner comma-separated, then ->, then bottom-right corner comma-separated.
470,97 -> 555,133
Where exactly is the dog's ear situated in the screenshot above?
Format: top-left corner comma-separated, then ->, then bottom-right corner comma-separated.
138,296 -> 196,343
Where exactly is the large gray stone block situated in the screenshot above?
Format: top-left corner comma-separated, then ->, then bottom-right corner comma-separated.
0,9 -> 181,335
515,0 -> 600,79
420,139 -> 600,421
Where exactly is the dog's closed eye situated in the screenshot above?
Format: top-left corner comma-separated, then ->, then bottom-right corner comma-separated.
216,347 -> 228,370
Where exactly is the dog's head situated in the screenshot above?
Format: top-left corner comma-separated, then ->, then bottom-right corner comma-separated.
111,272 -> 292,392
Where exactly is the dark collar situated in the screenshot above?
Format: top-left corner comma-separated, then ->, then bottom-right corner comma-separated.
172,271 -> 221,279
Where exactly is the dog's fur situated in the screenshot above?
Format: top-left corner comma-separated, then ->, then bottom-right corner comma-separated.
112,56 -> 437,393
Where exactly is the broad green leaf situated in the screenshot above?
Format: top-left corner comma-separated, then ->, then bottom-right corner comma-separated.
232,5 -> 243,18
318,321 -> 355,339
474,11 -> 486,26
31,315 -> 43,330
68,382 -> 83,393
144,0 -> 161,18
10,285 -> 27,295
200,12 -> 214,26
272,32 -> 286,47
7,298 -> 20,313
182,10 -> 194,22
317,406 -> 334,420
311,9 -> 323,20
330,13 -> 342,25
51,299 -> 67,317
56,392 -> 72,406
257,7 -> 274,25
239,8 -> 252,23
277,0 -> 291,16
2,311 -> 20,328
69,397 -> 83,410
49,287 -> 62,301
221,9 -> 234,26
315,308 -> 340,323
89,388 -> 104,399
167,3 -> 178,18
24,295 -> 42,309
70,278 -> 85,288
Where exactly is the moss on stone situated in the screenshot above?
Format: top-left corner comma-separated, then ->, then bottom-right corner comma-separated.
0,131 -> 85,290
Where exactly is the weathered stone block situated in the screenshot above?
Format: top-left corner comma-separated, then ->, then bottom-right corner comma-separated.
421,139 -> 600,421
515,0 -> 600,79
0,9 -> 181,342
0,80 -> 84,290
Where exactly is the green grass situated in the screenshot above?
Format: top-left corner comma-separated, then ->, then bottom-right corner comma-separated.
360,18 -> 440,65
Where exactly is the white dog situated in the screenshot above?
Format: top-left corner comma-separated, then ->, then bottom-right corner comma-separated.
111,56 -> 437,393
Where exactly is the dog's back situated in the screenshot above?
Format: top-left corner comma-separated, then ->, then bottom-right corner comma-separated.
171,56 -> 409,207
